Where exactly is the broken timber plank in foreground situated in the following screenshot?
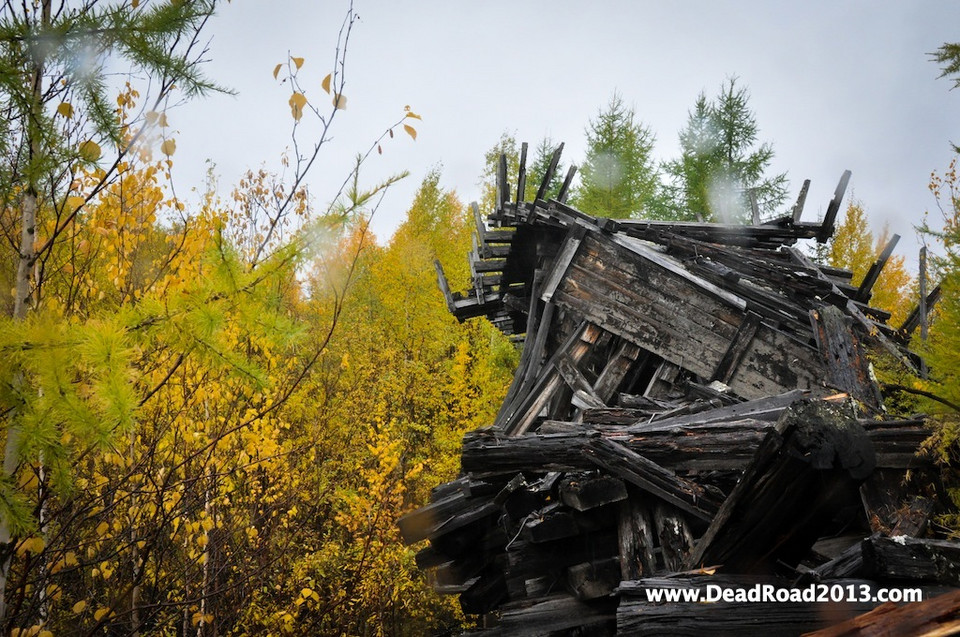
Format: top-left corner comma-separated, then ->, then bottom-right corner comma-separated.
686,399 -> 875,573
804,589 -> 960,637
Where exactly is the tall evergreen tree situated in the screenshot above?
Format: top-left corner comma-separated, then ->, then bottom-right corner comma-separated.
665,78 -> 788,222
572,92 -> 660,219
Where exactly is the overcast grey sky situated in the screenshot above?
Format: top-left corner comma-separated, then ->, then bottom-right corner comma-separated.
165,1 -> 960,268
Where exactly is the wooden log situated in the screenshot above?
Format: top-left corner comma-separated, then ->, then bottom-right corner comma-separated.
583,437 -> 721,521
685,400 -> 876,573
460,419 -> 926,478
653,503 -> 695,573
559,473 -> 628,512
861,535 -> 960,586
497,594 -> 616,637
805,589 -> 960,637
522,503 -> 580,543
618,489 -> 657,580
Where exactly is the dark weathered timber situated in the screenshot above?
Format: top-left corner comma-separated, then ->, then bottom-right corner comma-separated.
861,535 -> 960,585
812,305 -> 884,409
398,490 -> 476,544
791,179 -> 810,224
496,152 -> 509,213
617,490 -> 657,580
626,390 -> 806,432
685,400 -> 875,573
899,283 -> 942,341
460,420 -> 925,478
505,323 -> 602,435
584,437 -> 721,521
817,169 -> 853,243
517,142 -> 528,204
522,503 -> 580,543
712,311 -> 762,384
557,165 -> 577,203
804,589 -> 960,637
535,144 -> 564,203
496,594 -> 616,637
855,233 -> 900,302
460,565 -> 508,615
568,557 -> 621,600
653,503 -> 695,573
559,473 -> 628,511
592,340 -> 643,404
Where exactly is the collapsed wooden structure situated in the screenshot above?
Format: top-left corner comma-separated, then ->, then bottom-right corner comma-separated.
400,144 -> 956,635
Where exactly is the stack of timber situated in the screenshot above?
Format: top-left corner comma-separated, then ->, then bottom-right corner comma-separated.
402,143 -> 957,635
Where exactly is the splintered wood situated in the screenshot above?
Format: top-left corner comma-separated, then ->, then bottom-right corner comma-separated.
401,145 -> 953,635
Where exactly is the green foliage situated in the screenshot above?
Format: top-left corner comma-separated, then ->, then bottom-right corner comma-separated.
572,92 -> 661,219
664,77 -> 788,222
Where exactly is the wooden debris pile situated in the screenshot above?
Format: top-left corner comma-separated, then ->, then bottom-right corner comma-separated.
400,144 -> 954,635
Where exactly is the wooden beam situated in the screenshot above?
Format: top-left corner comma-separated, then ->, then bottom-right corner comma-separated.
792,179 -> 811,224
557,164 -> 578,203
517,141 -> 528,203
712,311 -> 762,384
812,305 -> 884,410
535,142 -> 564,203
855,233 -> 900,302
584,437 -> 722,522
817,169 -> 852,243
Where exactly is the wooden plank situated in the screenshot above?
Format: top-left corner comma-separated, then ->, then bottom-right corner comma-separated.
805,589 -> 960,637
592,340 -> 642,403
535,142 -> 564,203
557,164 -> 577,203
792,178 -> 811,223
540,225 -> 586,303
505,323 -> 601,436
712,311 -> 762,384
496,152 -> 509,213
900,283 -> 941,340
567,557 -> 621,600
817,169 -> 853,243
559,473 -> 628,511
855,233 -> 900,302
517,141 -> 528,203
607,232 -> 748,311
434,259 -> 456,314
583,437 -> 721,521
812,305 -> 884,409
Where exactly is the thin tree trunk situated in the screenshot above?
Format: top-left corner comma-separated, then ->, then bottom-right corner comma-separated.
0,0 -> 49,622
